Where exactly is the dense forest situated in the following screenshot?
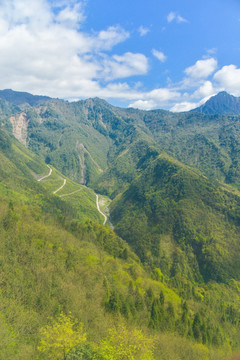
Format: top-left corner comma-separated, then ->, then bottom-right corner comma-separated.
1,90 -> 240,359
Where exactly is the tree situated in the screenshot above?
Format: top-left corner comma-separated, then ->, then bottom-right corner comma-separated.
95,323 -> 155,360
149,298 -> 164,330
67,343 -> 96,360
38,312 -> 86,360
192,312 -> 202,341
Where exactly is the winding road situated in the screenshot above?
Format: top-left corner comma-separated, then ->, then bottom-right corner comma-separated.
53,179 -> 66,194
37,164 -> 108,225
96,194 -> 107,225
37,165 -> 52,181
59,189 -> 82,198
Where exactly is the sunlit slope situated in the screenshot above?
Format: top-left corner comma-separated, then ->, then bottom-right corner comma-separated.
0,98 -> 240,359
0,128 -> 209,360
37,165 -> 107,223
0,128 -> 108,224
111,153 -> 240,283
3,91 -> 240,192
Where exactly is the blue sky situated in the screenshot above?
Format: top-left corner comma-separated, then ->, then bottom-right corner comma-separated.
0,0 -> 240,111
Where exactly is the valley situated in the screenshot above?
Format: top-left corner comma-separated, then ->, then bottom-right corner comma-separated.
1,90 -> 240,359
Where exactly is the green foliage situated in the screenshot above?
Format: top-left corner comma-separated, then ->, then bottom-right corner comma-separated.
95,323 -> 155,360
38,312 -> 86,359
67,343 -> 96,360
111,154 -> 240,283
1,95 -> 240,359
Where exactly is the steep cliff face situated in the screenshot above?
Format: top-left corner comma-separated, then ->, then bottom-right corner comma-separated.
9,112 -> 29,146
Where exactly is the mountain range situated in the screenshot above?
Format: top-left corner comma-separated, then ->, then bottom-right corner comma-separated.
1,89 -> 240,359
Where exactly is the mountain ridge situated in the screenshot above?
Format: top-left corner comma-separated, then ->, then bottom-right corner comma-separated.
192,91 -> 240,115
0,89 -> 52,107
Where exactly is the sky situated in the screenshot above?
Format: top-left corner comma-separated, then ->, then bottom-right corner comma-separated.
0,0 -> 240,111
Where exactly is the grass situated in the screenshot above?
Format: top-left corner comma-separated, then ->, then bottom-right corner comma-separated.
37,164 -> 111,224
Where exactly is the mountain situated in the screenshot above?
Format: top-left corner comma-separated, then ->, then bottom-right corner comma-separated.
2,94 -> 239,190
0,127 -> 231,360
2,91 -> 240,358
0,89 -> 51,107
111,153 -> 240,283
3,90 -> 240,194
192,91 -> 240,115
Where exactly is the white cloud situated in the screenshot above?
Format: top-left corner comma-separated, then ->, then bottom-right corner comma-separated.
213,65 -> 240,96
102,52 -> 149,80
170,101 -> 198,112
152,49 -> 167,62
56,3 -> 86,28
184,58 -> 217,79
94,26 -> 129,51
0,0 -> 134,99
167,12 -> 188,24
146,88 -> 180,102
0,1 -> 237,112
206,48 -> 217,56
138,26 -> 150,36
167,12 -> 175,23
129,100 -> 156,110
192,81 -> 215,98
128,88 -> 180,110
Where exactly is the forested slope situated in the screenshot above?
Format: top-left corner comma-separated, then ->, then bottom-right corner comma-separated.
0,125 -> 235,360
1,91 -> 240,358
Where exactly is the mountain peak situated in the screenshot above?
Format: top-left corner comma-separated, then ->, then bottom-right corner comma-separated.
191,91 -> 240,115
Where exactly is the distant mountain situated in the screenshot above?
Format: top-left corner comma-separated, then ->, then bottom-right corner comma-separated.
192,91 -> 240,115
0,89 -> 51,107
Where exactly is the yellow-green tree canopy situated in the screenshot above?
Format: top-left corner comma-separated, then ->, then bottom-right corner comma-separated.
95,323 -> 155,360
38,312 -> 86,360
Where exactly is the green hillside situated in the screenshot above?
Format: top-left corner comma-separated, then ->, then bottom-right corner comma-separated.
0,116 -> 235,360
3,91 -> 240,191
0,129 -> 107,224
2,91 -> 240,358
0,115 -> 236,359
111,153 -> 240,282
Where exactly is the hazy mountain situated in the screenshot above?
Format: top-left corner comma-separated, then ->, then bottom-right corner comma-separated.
0,89 -> 52,107
192,91 -> 240,115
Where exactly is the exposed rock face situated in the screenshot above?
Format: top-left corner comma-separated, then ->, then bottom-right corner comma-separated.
76,141 -> 86,185
9,112 -> 29,146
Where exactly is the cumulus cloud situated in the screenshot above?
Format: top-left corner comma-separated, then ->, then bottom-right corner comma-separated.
167,12 -> 188,23
0,0 -> 136,99
152,49 -> 167,62
192,81 -> 215,98
213,65 -> 240,96
0,1 -> 238,112
138,26 -> 150,36
102,52 -> 149,80
170,101 -> 199,112
129,100 -> 156,110
184,58 -> 218,79
146,88 -> 180,102
129,88 -> 180,110
128,59 -> 240,111
56,2 -> 86,28
94,26 -> 129,51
